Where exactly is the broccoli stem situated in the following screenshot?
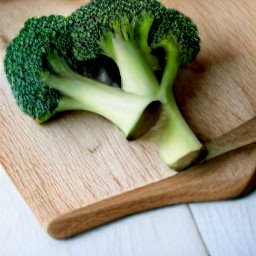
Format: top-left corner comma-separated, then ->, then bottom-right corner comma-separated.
137,17 -> 160,72
156,45 -> 204,170
35,95 -> 86,124
56,96 -> 89,111
157,94 -> 203,170
45,54 -> 161,139
108,37 -> 160,97
109,40 -> 203,169
158,45 -> 180,102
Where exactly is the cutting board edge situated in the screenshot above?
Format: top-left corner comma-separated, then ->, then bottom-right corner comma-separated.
46,176 -> 174,239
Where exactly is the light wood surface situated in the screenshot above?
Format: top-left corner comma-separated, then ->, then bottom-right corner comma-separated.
205,117 -> 256,160
48,144 -> 256,239
0,0 -> 256,239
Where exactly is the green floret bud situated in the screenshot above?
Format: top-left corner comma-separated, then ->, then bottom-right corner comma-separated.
4,15 -> 65,120
150,8 -> 200,66
69,0 -> 161,60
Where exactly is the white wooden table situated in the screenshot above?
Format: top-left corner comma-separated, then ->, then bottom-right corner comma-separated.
1,164 -> 255,256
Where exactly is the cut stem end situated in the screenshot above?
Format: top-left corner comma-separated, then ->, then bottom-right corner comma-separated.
127,100 -> 162,140
162,146 -> 206,171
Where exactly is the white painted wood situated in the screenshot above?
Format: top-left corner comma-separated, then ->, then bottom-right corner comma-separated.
0,165 -> 208,256
190,193 -> 256,256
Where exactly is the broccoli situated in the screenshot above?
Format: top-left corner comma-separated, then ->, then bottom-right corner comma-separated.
5,1 -> 204,169
68,0 -> 203,169
4,15 -> 161,140
67,0 -> 164,97
149,9 -> 203,170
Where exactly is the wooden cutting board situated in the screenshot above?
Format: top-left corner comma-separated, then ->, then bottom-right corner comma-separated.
1,0 -> 256,239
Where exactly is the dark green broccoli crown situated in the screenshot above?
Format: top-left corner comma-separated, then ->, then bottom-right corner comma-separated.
68,0 -> 199,65
68,0 -> 165,61
150,9 -> 200,65
4,15 -> 67,121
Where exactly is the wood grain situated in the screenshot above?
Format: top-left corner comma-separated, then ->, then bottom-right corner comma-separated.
47,145 -> 256,239
0,0 -> 256,239
205,116 -> 256,160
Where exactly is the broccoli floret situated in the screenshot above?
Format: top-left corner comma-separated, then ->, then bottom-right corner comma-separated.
114,4 -> 203,169
114,4 -> 203,170
4,16 -> 64,122
67,0 -> 165,97
67,0 -> 203,169
149,9 -> 203,170
151,9 -> 200,97
4,15 -> 161,139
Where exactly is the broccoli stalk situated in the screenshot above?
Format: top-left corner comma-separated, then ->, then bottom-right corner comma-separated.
103,33 -> 160,98
44,52 -> 160,139
115,38 -> 203,169
77,2 -> 203,170
56,0 -> 204,169
153,44 -> 203,170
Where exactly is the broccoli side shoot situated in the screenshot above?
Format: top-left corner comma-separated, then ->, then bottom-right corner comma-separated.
4,15 -> 161,139
149,8 -> 203,170
150,8 -> 200,100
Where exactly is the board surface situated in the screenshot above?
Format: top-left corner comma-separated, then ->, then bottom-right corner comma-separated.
1,0 -> 256,238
